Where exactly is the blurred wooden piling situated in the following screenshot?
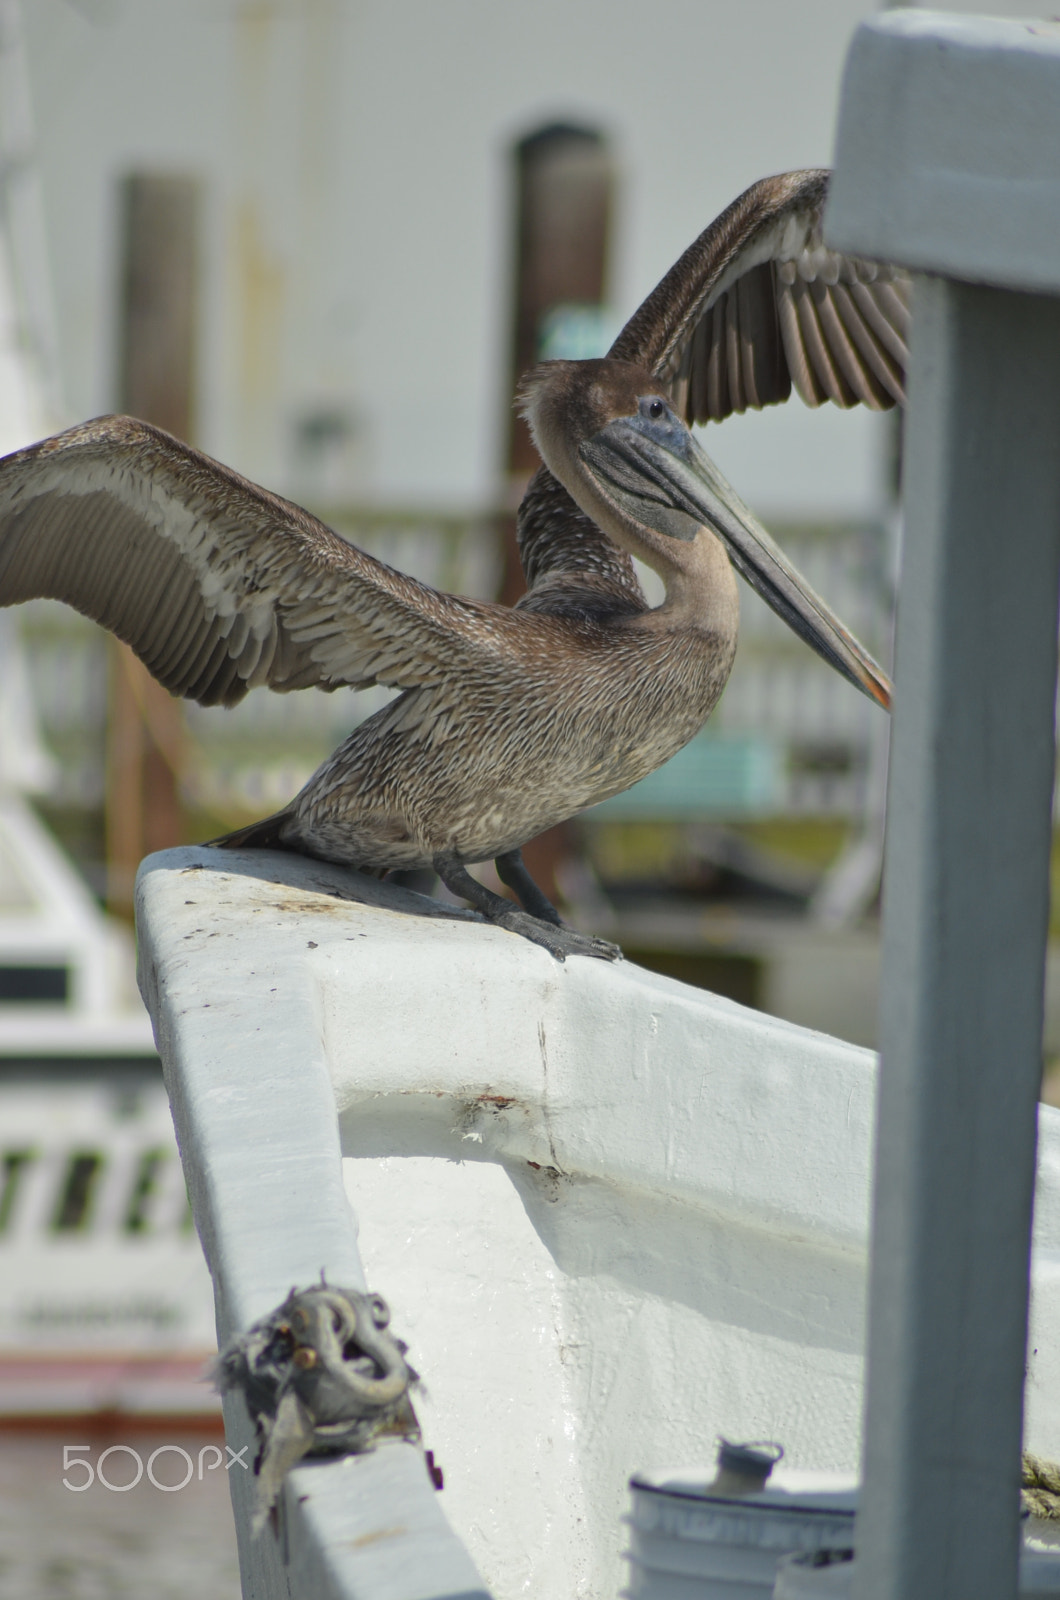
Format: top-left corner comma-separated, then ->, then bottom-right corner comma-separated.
500,126 -> 614,903
106,173 -> 199,916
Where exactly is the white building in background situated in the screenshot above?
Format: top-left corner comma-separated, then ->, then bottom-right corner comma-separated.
13,0 -> 1017,519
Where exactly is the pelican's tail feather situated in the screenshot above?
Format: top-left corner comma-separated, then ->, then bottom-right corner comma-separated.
208,808 -> 294,853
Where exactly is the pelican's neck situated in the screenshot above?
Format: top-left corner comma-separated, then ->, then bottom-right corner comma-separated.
538,426 -> 739,640
637,524 -> 740,641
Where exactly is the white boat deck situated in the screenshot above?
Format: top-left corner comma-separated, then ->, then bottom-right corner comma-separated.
135,846 -> 1060,1600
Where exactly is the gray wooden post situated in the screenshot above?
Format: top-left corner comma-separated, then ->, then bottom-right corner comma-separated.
865,277 -> 1060,1598
827,14 -> 1060,1600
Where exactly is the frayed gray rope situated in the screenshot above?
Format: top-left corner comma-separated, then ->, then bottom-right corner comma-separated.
1022,1452 -> 1060,1520
213,1281 -> 421,1532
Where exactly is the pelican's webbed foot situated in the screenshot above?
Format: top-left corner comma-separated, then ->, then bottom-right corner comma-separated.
433,851 -> 621,963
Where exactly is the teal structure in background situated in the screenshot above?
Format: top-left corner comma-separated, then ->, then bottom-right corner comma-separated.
590,732 -> 783,819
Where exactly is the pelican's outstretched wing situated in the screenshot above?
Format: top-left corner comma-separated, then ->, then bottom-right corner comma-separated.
0,415 -> 502,707
610,169 -> 910,422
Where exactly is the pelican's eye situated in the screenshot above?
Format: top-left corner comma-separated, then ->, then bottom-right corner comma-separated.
648,399 -> 665,420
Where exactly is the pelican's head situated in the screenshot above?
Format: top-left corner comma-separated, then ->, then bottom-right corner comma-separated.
520,358 -> 890,710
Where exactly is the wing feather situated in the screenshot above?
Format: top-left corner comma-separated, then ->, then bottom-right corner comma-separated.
851,279 -> 910,364
0,416 -> 505,708
749,263 -> 788,410
793,279 -> 855,407
777,278 -> 826,407
704,308 -> 727,419
737,281 -> 760,408
811,281 -> 886,409
725,288 -> 745,413
831,284 -> 905,405
150,574 -> 202,678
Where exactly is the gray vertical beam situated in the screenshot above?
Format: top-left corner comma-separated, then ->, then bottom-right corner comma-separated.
828,16 -> 1060,1596
854,279 -> 1060,1600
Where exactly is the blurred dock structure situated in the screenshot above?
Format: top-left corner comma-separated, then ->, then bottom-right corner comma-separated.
0,0 -> 219,1430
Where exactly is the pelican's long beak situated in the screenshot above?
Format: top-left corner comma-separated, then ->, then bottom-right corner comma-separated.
580,417 -> 892,711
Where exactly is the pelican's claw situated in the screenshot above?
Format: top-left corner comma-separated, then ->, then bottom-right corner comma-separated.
493,906 -> 623,963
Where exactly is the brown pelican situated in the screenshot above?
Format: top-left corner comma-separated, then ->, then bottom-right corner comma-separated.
0,170 -> 907,961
